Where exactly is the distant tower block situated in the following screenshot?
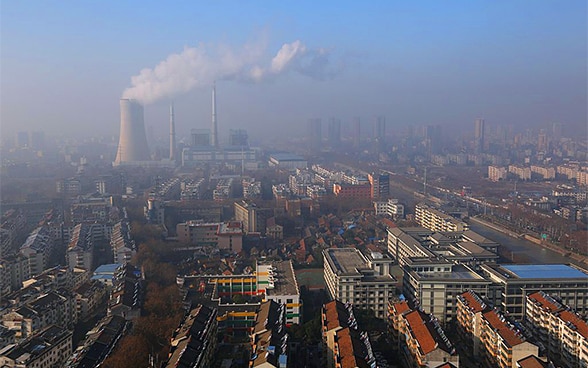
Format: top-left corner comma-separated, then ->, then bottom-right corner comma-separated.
211,83 -> 219,148
474,118 -> 485,154
114,99 -> 150,165
169,102 -> 176,161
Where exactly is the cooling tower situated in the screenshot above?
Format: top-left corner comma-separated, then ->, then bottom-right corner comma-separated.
114,99 -> 150,165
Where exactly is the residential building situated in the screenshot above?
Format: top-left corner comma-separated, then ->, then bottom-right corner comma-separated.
217,221 -> 243,253
456,290 -> 539,368
65,315 -> 127,368
165,305 -> 218,368
488,165 -> 507,182
321,300 -> 380,368
374,198 -> 404,219
389,302 -> 459,367
323,248 -> 396,318
257,260 -> 302,325
250,300 -> 288,368
67,224 -> 94,272
20,226 -> 54,277
2,291 -> 77,341
0,325 -> 72,368
73,280 -> 107,321
525,291 -> 588,368
368,172 -> 390,199
415,204 -> 468,232
110,218 -> 136,264
107,263 -> 143,320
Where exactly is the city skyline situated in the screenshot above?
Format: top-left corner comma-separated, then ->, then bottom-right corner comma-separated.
1,1 -> 586,141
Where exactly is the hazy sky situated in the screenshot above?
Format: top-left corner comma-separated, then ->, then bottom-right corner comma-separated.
1,1 -> 586,142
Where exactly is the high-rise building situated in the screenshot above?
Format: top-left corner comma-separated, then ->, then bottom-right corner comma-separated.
211,83 -> 218,148
374,116 -> 386,140
308,118 -> 322,152
474,118 -> 485,154
537,129 -> 548,152
551,122 -> 563,142
352,117 -> 361,148
169,103 -> 176,161
16,131 -> 29,148
327,118 -> 341,147
368,172 -> 389,199
30,131 -> 45,150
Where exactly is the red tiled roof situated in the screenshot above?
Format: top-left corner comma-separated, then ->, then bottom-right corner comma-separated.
558,310 -> 588,339
393,301 -> 411,315
404,310 -> 437,355
324,300 -> 349,332
527,292 -> 561,312
336,328 -> 369,368
459,290 -> 486,313
483,310 -> 524,347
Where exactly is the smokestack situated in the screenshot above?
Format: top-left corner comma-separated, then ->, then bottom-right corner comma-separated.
114,99 -> 150,165
211,82 -> 218,148
169,102 -> 176,161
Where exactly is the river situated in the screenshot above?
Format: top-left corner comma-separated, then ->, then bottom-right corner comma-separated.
467,221 -> 583,266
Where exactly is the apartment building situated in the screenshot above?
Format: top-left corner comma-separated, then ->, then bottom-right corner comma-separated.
250,300 -> 288,368
415,204 -> 468,232
456,290 -> 541,368
323,248 -> 396,318
65,315 -> 127,368
110,219 -> 136,264
488,165 -> 508,182
165,305 -> 218,368
480,264 -> 588,320
257,260 -> 302,325
0,325 -> 72,368
374,198 -> 405,218
389,301 -> 459,367
67,223 -> 93,271
20,226 -> 54,277
2,291 -> 77,341
525,291 -> 588,368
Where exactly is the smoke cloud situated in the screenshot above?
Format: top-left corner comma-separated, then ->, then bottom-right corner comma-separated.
123,40 -> 337,105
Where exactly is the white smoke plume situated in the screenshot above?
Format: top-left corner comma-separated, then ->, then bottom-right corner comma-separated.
123,40 -> 337,105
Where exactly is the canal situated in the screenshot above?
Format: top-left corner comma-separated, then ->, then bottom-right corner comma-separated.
467,220 -> 582,266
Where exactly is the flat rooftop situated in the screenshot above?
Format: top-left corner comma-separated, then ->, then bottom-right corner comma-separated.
265,261 -> 300,296
325,248 -> 370,275
501,264 -> 588,279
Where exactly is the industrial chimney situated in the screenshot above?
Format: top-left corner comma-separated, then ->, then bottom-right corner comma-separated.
114,99 -> 150,165
169,102 -> 176,161
211,83 -> 218,148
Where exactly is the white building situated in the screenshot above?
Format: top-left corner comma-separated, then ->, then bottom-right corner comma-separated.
323,248 -> 396,318
256,260 -> 302,325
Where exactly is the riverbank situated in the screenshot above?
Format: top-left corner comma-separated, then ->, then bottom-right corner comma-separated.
469,216 -> 588,267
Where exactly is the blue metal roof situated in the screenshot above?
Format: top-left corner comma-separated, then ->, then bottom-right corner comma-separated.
93,263 -> 121,275
502,264 -> 588,279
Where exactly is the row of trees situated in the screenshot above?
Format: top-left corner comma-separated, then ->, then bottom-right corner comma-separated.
102,238 -> 184,367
